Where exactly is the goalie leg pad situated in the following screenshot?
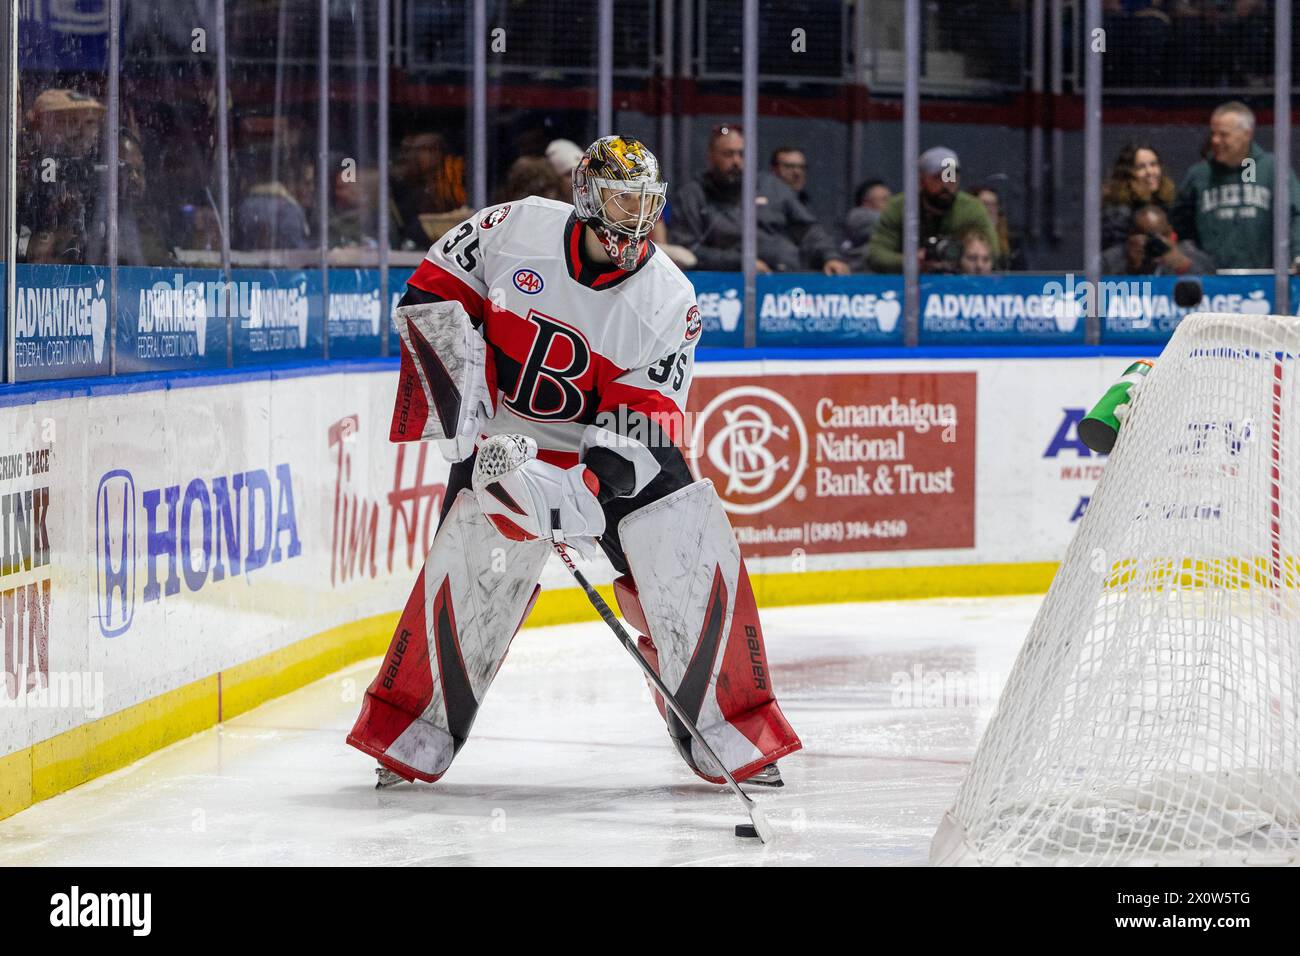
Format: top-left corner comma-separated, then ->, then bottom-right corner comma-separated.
615,480 -> 802,784
346,489 -> 548,781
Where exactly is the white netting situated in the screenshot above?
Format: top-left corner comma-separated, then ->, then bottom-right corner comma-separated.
932,313 -> 1300,866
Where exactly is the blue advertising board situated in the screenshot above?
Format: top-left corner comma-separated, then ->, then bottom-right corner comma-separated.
387,285 -> 404,355
327,269 -> 385,359
230,269 -> 325,366
12,264 -> 113,381
1100,273 -> 1273,344
757,273 -> 904,346
686,272 -> 906,347
10,265 -> 1293,384
115,267 -> 228,373
686,272 -> 746,348
20,5 -> 108,72
920,274 -> 1088,346
1291,276 -> 1300,320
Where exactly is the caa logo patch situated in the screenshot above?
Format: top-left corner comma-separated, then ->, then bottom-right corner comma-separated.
513,269 -> 544,295
481,205 -> 511,229
684,305 -> 702,342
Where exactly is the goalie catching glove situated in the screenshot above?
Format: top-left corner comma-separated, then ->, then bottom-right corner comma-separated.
472,434 -> 606,560
392,300 -> 495,462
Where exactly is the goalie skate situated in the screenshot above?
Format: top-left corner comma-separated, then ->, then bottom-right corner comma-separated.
374,764 -> 410,789
742,763 -> 784,788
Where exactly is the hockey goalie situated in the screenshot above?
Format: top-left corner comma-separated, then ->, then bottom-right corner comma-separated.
346,135 -> 802,791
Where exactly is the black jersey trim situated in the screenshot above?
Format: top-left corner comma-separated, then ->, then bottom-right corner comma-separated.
563,213 -> 655,290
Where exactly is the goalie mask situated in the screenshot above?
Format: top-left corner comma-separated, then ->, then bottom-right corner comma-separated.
572,135 -> 667,270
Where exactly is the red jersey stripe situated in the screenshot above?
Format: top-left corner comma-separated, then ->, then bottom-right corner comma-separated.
597,380 -> 687,445
408,259 -> 486,321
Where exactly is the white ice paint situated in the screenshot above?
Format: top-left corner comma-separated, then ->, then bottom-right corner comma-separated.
0,597 -> 1040,866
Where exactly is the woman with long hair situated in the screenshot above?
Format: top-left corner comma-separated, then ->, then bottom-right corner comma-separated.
1102,142 -> 1177,249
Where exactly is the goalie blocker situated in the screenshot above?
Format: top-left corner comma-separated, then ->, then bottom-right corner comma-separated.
346,467 -> 801,786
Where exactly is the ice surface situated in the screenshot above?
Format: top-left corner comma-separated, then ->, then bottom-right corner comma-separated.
0,597 -> 1041,866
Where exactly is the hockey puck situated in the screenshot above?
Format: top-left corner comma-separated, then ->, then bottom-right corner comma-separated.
734,823 -> 760,838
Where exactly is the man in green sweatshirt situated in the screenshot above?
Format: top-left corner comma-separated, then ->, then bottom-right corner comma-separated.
866,146 -> 1000,273
1169,101 -> 1300,271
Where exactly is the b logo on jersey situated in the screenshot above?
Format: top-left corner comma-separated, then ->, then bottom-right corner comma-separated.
480,205 -> 511,229
685,305 -> 702,342
504,310 -> 591,422
513,269 -> 544,295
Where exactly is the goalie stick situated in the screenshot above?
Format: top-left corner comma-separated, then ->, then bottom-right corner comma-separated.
470,433 -> 774,843
550,542 -> 774,844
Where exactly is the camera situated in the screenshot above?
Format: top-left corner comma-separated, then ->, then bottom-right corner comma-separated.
1142,232 -> 1170,262
923,234 -> 962,270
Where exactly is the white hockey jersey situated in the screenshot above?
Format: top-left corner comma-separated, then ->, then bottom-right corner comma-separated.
390,196 -> 701,495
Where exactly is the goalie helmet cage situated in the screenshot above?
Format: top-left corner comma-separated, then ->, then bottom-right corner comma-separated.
932,313 -> 1300,866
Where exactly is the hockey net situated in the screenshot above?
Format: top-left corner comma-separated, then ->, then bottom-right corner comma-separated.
932,313 -> 1300,866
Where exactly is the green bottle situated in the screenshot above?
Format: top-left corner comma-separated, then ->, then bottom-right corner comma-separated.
1078,359 -> 1153,454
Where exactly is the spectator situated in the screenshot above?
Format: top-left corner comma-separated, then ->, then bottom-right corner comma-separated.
188,204 -> 223,253
957,227 -> 995,275
234,152 -> 314,250
650,218 -> 698,271
770,146 -> 811,206
1170,101 -> 1300,270
86,129 -> 171,265
1102,142 -> 1176,249
329,161 -> 380,248
972,182 -> 1028,270
391,132 -> 467,246
545,139 -> 585,182
495,155 -> 569,204
840,178 -> 892,272
857,179 -> 892,213
1102,203 -> 1214,275
671,124 -> 848,274
20,88 -> 106,263
866,146 -> 999,273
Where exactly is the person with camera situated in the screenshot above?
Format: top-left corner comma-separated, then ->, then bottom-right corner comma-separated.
866,146 -> 999,273
1101,204 -> 1212,276
1101,142 -> 1176,250
20,88 -> 106,263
